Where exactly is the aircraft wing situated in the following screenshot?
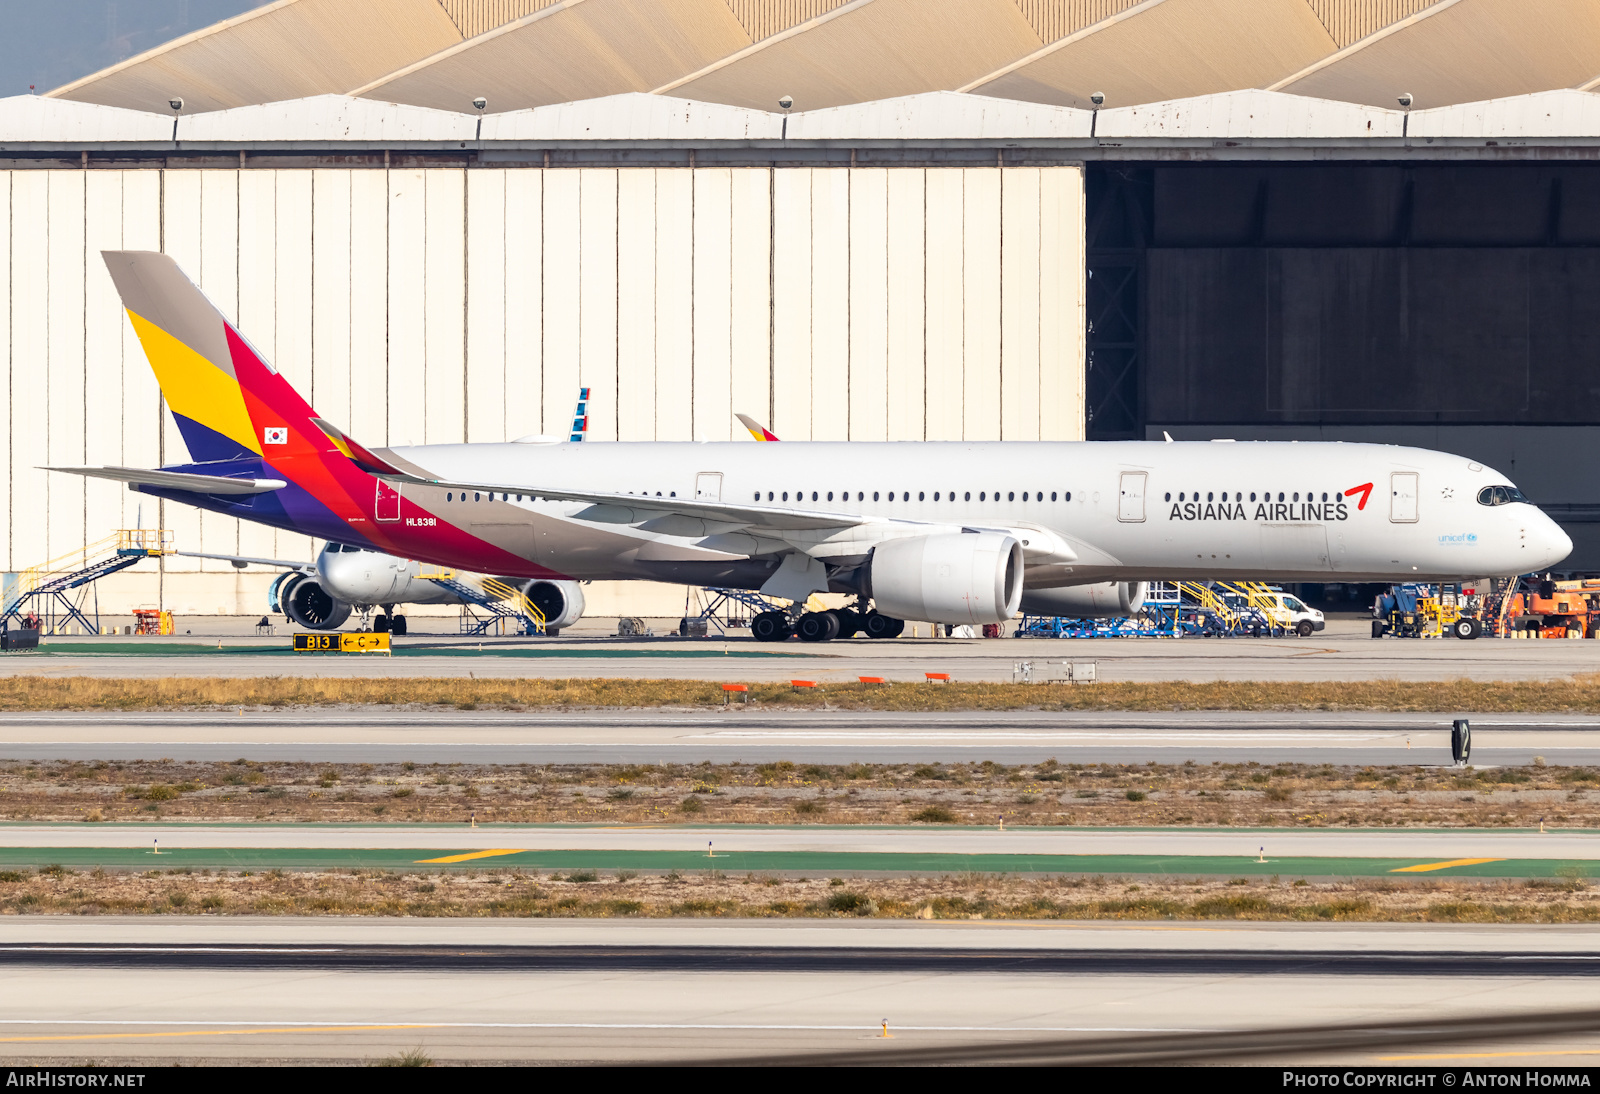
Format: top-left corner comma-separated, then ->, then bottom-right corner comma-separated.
379,470 -> 868,533
172,550 -> 314,572
44,465 -> 288,495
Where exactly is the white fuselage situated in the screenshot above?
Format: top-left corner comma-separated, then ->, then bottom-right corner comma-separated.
315,545 -> 465,606
381,439 -> 1571,585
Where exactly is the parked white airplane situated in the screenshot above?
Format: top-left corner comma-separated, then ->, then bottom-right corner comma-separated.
179,385 -> 596,635
181,541 -> 586,635
50,251 -> 1573,642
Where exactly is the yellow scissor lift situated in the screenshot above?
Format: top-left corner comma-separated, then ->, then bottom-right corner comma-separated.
1175,581 -> 1242,633
1222,581 -> 1296,635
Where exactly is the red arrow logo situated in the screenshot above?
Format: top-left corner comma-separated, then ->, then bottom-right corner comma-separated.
1345,482 -> 1374,511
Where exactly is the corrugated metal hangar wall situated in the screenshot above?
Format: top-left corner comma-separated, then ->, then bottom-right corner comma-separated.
0,164 -> 1085,615
1086,161 -> 1600,573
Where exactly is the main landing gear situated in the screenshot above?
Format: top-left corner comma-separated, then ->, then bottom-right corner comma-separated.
372,606 -> 408,636
751,606 -> 905,643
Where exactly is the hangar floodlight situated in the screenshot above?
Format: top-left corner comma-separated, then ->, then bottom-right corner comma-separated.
1398,92 -> 1413,109
778,95 -> 793,111
1089,91 -> 1105,106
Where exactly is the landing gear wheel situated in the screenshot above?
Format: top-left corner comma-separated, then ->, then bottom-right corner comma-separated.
373,614 -> 390,633
864,612 -> 905,639
390,614 -> 407,636
1371,619 -> 1386,639
751,611 -> 792,642
796,611 -> 842,643
833,608 -> 862,639
1453,618 -> 1480,640
1295,619 -> 1314,637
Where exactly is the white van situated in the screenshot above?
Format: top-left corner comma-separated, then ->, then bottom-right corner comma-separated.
1262,592 -> 1325,636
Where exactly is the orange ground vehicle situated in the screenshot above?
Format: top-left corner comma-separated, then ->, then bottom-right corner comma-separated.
1505,579 -> 1600,638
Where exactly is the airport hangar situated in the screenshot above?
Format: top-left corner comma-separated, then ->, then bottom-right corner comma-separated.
4,0 -> 1600,619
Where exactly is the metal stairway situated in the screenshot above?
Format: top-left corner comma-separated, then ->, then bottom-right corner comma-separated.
2,530 -> 171,635
416,571 -> 546,636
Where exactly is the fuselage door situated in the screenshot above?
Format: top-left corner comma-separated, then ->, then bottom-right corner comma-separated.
1118,471 -> 1147,523
375,480 -> 401,522
696,473 -> 723,502
1390,472 -> 1419,523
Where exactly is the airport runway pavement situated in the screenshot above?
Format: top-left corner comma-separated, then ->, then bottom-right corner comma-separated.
14,625 -> 1600,682
1,919 -> 1599,1064
0,709 -> 1595,764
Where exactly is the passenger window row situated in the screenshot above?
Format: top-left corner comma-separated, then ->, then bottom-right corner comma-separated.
1162,490 -> 1345,503
753,490 -> 1073,504
446,491 -> 540,502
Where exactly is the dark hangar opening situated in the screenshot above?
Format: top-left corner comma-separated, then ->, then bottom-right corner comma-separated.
1087,161 -> 1600,571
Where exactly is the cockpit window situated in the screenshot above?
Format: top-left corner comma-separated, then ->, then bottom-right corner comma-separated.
1477,485 -> 1528,506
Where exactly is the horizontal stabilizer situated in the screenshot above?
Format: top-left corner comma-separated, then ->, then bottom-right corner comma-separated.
308,418 -> 405,476
172,550 -> 313,571
44,466 -> 287,495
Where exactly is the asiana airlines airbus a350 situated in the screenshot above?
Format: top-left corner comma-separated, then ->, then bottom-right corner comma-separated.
48,251 -> 1572,642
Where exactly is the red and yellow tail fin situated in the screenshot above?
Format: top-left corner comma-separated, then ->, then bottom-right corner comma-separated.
735,412 -> 780,442
102,250 -> 275,463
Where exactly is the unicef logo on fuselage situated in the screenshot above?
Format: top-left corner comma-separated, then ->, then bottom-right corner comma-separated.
1438,532 -> 1478,547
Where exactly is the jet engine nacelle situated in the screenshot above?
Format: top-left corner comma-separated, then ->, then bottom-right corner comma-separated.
1019,581 -> 1147,619
523,579 -> 585,635
868,532 -> 1023,625
269,571 -> 352,631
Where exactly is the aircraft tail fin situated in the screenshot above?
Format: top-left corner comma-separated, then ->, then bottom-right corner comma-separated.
736,412 -> 780,442
101,250 -> 324,465
570,386 -> 590,442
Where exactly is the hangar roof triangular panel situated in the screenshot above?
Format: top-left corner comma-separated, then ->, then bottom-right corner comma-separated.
436,0 -> 564,38
784,90 -> 1090,139
178,94 -> 478,141
657,0 -> 1053,113
0,95 -> 171,143
1271,0 -> 1600,109
47,0 -> 467,114
964,0 -> 1338,110
480,92 -> 780,139
1094,88 -> 1403,138
1302,0 -> 1440,48
1407,88 -> 1600,138
352,0 -> 757,113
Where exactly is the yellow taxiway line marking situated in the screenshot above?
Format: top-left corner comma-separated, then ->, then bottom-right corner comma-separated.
414,849 -> 528,864
0,1024 -> 441,1044
1381,1049 -> 1600,1061
1389,858 -> 1504,873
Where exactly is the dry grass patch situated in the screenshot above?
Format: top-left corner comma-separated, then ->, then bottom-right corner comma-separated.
0,758 -> 1593,828
11,675 -> 1600,713
3,867 -> 1598,924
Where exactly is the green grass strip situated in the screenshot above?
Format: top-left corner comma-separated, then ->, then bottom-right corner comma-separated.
4,847 -> 1596,877
31,644 -> 792,659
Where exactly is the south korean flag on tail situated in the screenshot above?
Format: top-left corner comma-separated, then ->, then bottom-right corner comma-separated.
263,426 -> 288,445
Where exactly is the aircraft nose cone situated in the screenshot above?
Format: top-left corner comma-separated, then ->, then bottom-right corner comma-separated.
1547,521 -> 1574,567
1533,512 -> 1573,569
